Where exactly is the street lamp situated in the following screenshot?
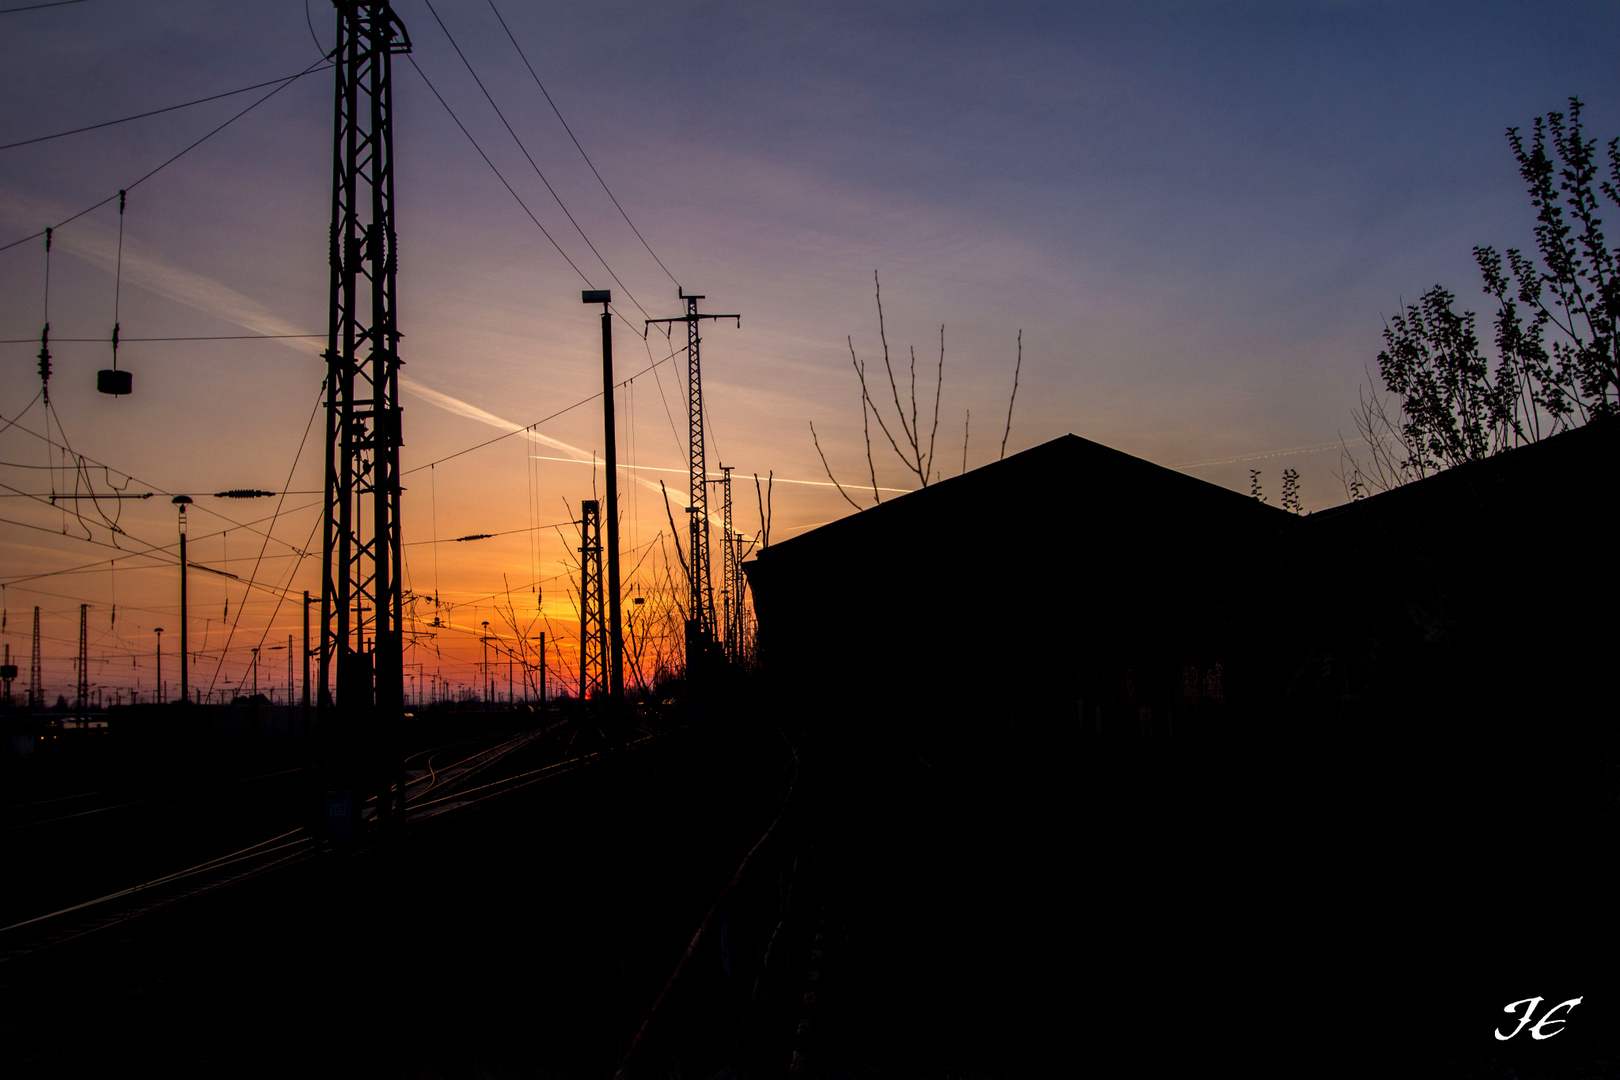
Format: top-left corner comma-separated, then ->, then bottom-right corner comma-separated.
583,289 -> 624,708
172,495 -> 192,705
481,622 -> 491,706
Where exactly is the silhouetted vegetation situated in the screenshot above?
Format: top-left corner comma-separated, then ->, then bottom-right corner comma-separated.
1344,97 -> 1620,494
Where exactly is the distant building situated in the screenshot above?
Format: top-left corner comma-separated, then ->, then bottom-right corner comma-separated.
746,433 -> 1299,751
1284,414 -> 1616,748
744,420 -> 1618,1078
746,420 -> 1617,755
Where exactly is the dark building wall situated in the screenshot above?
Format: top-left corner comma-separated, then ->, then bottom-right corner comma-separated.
1287,415 -> 1618,750
749,421 -> 1616,756
745,423 -> 1620,1075
746,434 -> 1298,751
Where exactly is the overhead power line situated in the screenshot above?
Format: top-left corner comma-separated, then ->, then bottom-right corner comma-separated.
486,0 -> 680,288
401,341 -> 684,475
405,55 -> 596,293
418,0 -> 652,322
0,69 -> 335,151
0,414 -> 322,561
0,0 -> 90,14
0,56 -> 331,255
0,334 -> 323,344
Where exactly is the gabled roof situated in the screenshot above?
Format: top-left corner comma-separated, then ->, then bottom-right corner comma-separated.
1305,415 -> 1618,532
758,433 -> 1292,566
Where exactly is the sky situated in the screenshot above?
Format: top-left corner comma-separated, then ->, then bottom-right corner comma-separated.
1,0 -> 1617,704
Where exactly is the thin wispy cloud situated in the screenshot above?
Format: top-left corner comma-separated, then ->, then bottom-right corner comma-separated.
0,188 -> 319,353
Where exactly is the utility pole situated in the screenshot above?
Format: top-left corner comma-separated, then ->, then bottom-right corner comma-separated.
645,290 -> 739,683
583,290 -> 624,707
2,643 -> 14,709
28,608 -> 41,709
319,0 -> 410,755
153,628 -> 164,705
578,501 -> 606,703
481,622 -> 491,706
303,591 -> 313,735
173,496 -> 191,705
76,604 -> 87,718
29,607 -> 42,709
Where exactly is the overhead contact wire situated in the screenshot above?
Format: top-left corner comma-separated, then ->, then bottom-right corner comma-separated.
0,68 -> 339,151
0,56 -> 331,255
418,0 -> 652,323
486,0 -> 679,290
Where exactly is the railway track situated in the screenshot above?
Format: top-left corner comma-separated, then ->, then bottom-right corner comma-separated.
5,763 -> 310,833
0,720 -> 612,965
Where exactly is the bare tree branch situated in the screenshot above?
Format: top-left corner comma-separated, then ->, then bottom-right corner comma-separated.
659,481 -> 690,586
962,409 -> 969,476
924,324 -> 944,480
1000,329 -> 1022,461
753,470 -> 773,551
809,421 -> 863,511
909,344 -> 918,465
856,353 -> 880,504
820,272 -> 955,494
874,272 -> 921,464
851,335 -> 909,477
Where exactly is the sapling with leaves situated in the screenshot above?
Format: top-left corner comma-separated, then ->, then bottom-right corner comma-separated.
1281,468 -> 1303,515
1343,97 -> 1620,496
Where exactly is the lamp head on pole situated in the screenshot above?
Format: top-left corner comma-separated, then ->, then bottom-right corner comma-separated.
582,290 -> 611,306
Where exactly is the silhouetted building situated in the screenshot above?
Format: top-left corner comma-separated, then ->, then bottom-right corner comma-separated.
746,433 -> 1300,753
748,421 -> 1618,753
744,422 -> 1620,1075
1284,414 -> 1618,749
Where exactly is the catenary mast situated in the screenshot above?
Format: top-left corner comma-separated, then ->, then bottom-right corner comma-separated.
319,2 -> 410,817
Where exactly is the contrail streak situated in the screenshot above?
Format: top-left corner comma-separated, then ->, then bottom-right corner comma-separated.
1170,442 -> 1339,470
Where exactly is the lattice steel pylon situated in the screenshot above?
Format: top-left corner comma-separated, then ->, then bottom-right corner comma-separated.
709,465 -> 738,660
29,606 -> 41,709
76,604 -> 87,717
319,2 -> 410,743
645,291 -> 738,670
578,501 -> 606,702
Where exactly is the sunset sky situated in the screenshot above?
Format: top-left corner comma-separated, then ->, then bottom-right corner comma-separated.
2,0 -> 1617,702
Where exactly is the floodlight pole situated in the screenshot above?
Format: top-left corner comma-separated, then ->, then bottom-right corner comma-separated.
583,290 -> 624,707
173,496 -> 192,705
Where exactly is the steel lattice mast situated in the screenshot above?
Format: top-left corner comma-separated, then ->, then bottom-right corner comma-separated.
319,2 -> 410,740
76,604 -> 87,716
711,465 -> 736,660
578,500 -> 606,702
29,606 -> 41,709
645,290 -> 738,667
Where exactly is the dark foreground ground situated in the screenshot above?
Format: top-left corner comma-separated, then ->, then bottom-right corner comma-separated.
0,721 -> 789,1079
3,709 -> 1617,1079
806,723 -> 1620,1080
